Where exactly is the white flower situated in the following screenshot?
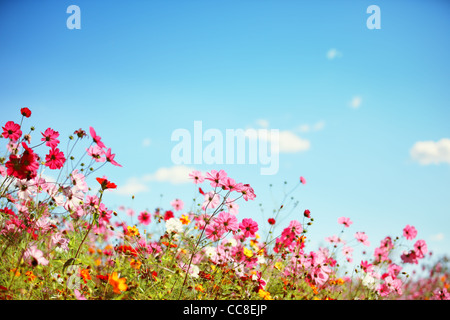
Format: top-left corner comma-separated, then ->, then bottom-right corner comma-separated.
165,217 -> 183,234
203,246 -> 217,259
362,273 -> 377,290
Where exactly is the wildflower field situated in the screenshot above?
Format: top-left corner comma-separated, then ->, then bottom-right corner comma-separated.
1,108 -> 449,302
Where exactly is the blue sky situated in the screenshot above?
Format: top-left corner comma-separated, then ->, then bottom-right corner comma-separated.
1,0 -> 449,270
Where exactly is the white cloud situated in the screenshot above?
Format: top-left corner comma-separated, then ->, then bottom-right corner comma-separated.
143,165 -> 195,184
142,138 -> 152,147
410,138 -> 450,165
114,177 -> 150,196
246,129 -> 310,153
278,131 -> 310,153
256,119 -> 269,128
430,233 -> 445,242
296,121 -> 325,133
350,96 -> 362,109
327,48 -> 342,60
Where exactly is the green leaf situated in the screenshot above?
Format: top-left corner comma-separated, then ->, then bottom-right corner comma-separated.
62,258 -> 76,273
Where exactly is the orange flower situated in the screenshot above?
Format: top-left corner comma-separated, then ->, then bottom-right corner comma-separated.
180,214 -> 191,225
108,272 -> 128,294
130,259 -> 142,270
80,268 -> 91,283
25,271 -> 36,282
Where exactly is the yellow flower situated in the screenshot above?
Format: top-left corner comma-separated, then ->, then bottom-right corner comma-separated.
10,268 -> 20,277
274,261 -> 284,271
243,247 -> 253,258
180,214 -> 191,225
195,284 -> 204,292
127,225 -> 140,237
258,289 -> 273,300
108,272 -> 128,294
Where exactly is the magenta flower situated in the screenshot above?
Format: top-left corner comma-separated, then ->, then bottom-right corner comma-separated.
105,148 -> 122,167
338,216 -> 353,228
403,225 -> 417,241
45,147 -> 66,170
300,176 -> 306,184
41,128 -> 60,148
138,211 -> 151,225
239,218 -> 258,238
89,126 -> 106,148
2,121 -> 22,142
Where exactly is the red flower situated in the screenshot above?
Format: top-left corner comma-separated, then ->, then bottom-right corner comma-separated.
45,147 -> 66,169
268,218 -> 276,225
96,177 -> 117,190
304,209 -> 311,218
74,129 -> 87,139
115,245 -> 138,257
5,142 -> 39,180
2,121 -> 22,142
199,187 -> 205,195
20,107 -> 32,118
164,210 -> 174,221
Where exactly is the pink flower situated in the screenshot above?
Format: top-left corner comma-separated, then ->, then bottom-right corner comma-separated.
189,170 -> 205,184
87,145 -> 106,162
432,287 -> 450,300
239,218 -> 258,238
74,289 -> 87,300
220,177 -> 241,192
338,216 -> 353,228
360,260 -> 373,273
45,147 -> 66,170
287,220 -> 303,236
240,184 -> 256,201
23,245 -> 49,266
355,231 -> 370,246
414,239 -> 427,259
2,121 -> 22,142
138,211 -> 151,225
70,169 -> 88,193
205,169 -> 228,188
41,128 -> 60,148
401,250 -> 419,264
105,148 -> 122,167
205,220 -> 226,242
216,211 -> 239,233
403,225 -> 417,241
171,198 -> 184,211
300,176 -> 306,184
225,199 -> 239,215
89,126 -> 106,148
202,192 -> 221,210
